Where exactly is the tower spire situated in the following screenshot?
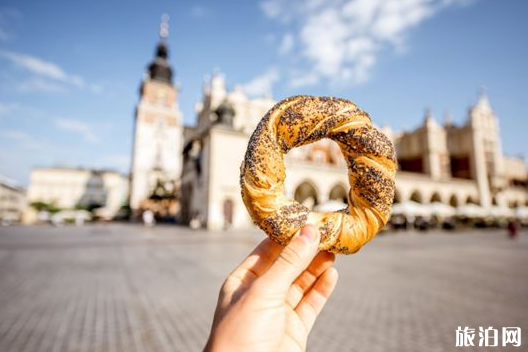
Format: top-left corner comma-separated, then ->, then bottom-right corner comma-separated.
160,13 -> 169,39
147,14 -> 173,84
475,86 -> 492,112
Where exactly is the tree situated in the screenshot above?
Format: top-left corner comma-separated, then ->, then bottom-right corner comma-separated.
30,201 -> 61,214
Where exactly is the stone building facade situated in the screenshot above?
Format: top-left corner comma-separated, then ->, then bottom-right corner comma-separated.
129,28 -> 183,216
181,75 -> 528,230
392,95 -> 526,208
26,167 -> 128,220
21,24 -> 527,228
180,74 -> 275,228
0,173 -> 25,223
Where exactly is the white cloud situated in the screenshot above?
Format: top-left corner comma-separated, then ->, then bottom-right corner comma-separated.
260,0 -> 285,19
17,78 -> 66,93
278,32 -> 294,55
0,129 -> 41,150
0,102 -> 18,116
260,0 -> 478,86
0,102 -> 49,125
241,67 -> 280,97
299,7 -> 348,78
190,5 -> 208,18
0,50 -> 84,87
0,49 -> 102,93
54,118 -> 100,143
0,8 -> 21,42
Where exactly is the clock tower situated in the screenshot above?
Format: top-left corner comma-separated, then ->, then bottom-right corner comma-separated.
129,15 -> 183,215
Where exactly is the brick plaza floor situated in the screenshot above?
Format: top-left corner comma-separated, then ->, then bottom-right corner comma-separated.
0,224 -> 526,352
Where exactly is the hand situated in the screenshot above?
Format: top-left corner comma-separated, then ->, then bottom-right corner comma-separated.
203,225 -> 339,352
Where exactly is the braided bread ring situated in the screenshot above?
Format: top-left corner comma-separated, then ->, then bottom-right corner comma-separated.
240,95 -> 397,254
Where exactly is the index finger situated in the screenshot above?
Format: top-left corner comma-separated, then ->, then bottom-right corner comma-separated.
228,237 -> 285,283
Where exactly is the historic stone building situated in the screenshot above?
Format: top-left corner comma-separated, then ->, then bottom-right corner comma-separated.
180,74 -> 275,228
23,21 -> 526,228
0,173 -> 25,223
392,95 -> 527,209
25,167 -> 128,220
181,76 -> 527,230
129,19 -> 184,216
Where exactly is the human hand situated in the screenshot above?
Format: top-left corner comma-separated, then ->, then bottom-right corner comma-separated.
203,225 -> 339,352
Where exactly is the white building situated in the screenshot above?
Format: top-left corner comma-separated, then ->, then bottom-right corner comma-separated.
129,22 -> 183,216
0,174 -> 25,223
180,74 -> 528,230
22,23 -> 527,228
26,167 -> 128,220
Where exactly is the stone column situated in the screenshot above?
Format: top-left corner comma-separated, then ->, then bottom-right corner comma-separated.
470,128 -> 491,207
424,116 -> 448,180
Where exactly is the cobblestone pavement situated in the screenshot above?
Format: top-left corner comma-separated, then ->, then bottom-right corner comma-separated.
0,224 -> 526,352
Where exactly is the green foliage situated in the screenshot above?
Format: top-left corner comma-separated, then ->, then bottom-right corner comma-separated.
30,201 -> 61,214
75,202 -> 104,213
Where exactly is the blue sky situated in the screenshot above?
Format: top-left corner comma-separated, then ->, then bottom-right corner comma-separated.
0,0 -> 527,186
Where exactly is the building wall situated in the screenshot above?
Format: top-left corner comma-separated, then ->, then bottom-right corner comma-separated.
500,187 -> 528,207
181,135 -> 211,225
198,153 -> 484,230
130,80 -> 183,211
395,172 -> 479,206
284,159 -> 348,205
194,74 -> 274,137
100,172 -> 130,219
423,117 -> 450,179
206,127 -> 252,229
26,167 -> 128,219
503,156 -> 528,183
181,76 -> 527,229
0,178 -> 25,222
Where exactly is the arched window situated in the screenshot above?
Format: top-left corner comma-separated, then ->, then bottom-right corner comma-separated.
449,195 -> 459,207
430,192 -> 442,203
394,189 -> 402,204
509,200 -> 519,209
294,181 -> 319,209
329,184 -> 347,203
466,196 -> 478,205
410,190 -> 423,203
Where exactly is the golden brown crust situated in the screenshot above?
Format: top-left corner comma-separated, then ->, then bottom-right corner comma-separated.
240,95 -> 397,254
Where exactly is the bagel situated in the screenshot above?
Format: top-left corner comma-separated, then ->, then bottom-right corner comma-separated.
239,95 -> 397,254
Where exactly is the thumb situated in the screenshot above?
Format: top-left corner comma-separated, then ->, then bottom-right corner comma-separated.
261,225 -> 321,291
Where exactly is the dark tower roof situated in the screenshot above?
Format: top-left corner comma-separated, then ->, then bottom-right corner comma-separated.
147,14 -> 173,85
148,40 -> 173,84
215,99 -> 236,126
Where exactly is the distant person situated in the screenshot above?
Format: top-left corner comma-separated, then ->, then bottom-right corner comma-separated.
142,209 -> 155,227
203,225 -> 338,352
75,213 -> 85,226
51,213 -> 62,226
507,219 -> 518,239
190,217 -> 200,230
190,213 -> 203,230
